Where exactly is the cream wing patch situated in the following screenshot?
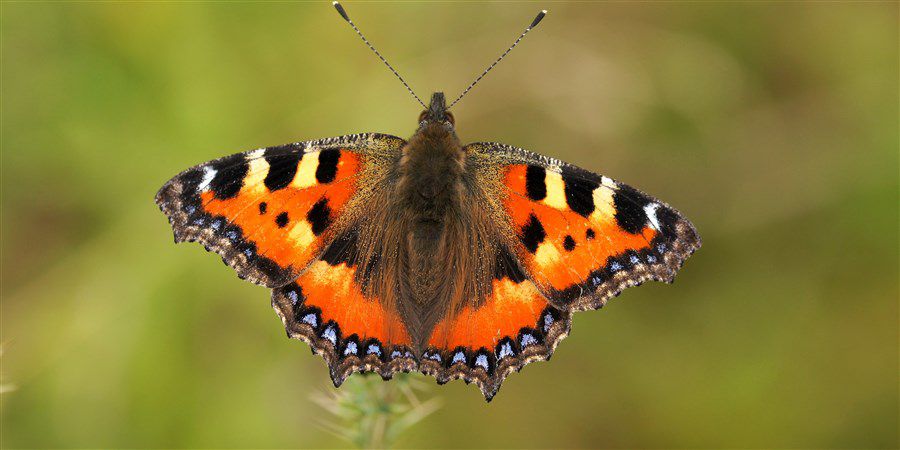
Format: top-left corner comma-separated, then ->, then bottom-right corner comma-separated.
542,171 -> 569,210
590,185 -> 617,223
534,241 -> 563,268
291,149 -> 322,189
242,149 -> 270,195
288,219 -> 317,249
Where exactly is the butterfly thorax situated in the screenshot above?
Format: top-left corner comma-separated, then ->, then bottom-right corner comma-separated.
398,122 -> 464,223
396,92 -> 465,253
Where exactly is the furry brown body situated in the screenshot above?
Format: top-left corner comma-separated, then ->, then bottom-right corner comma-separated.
356,93 -> 498,352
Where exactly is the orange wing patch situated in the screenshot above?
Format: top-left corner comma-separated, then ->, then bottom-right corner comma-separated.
296,260 -> 410,347
419,255 -> 571,401
428,278 -> 546,350
271,256 -> 417,386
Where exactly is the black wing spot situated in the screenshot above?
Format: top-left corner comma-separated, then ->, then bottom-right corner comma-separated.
563,235 -> 576,251
321,230 -> 360,267
210,155 -> 249,200
562,170 -> 599,217
307,198 -> 332,236
586,228 -> 595,240
519,214 -> 546,254
613,185 -> 652,234
316,149 -> 340,183
275,212 -> 289,228
264,152 -> 301,191
525,165 -> 547,201
495,245 -> 527,282
259,202 -> 267,214
654,205 -> 680,239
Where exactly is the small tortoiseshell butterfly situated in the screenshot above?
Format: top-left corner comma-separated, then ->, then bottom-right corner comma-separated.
156,3 -> 701,401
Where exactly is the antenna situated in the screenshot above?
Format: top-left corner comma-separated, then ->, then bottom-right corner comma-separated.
332,1 -> 426,108
448,9 -> 547,109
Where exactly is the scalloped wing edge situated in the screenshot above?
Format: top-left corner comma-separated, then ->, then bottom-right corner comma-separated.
156,173 -> 295,287
271,286 -> 573,402
566,215 -> 701,312
267,212 -> 699,402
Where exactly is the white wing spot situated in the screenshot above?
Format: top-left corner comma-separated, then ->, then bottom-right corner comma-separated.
301,313 -> 318,327
197,166 -> 217,192
475,354 -> 489,370
322,326 -> 337,345
521,334 -> 537,347
498,342 -> 514,360
644,203 -> 661,231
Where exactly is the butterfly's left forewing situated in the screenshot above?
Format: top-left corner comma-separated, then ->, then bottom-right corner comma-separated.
155,133 -> 405,288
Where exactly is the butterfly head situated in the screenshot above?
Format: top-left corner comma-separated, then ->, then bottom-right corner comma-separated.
418,92 -> 455,128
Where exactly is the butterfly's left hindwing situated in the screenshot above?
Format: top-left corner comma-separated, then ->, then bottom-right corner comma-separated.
155,133 -> 406,288
468,142 -> 701,312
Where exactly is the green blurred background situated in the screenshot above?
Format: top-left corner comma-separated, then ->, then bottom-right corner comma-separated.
2,1 -> 897,448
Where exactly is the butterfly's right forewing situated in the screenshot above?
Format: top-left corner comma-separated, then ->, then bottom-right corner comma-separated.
469,142 -> 701,312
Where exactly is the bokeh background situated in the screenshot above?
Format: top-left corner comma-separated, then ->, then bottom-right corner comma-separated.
2,1 -> 897,448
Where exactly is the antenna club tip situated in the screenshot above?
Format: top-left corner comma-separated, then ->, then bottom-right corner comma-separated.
530,9 -> 547,29
333,1 -> 351,22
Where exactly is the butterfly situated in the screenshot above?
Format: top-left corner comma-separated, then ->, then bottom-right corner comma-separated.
155,3 -> 701,401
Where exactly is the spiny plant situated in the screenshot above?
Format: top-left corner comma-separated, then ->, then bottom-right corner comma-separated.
311,373 -> 441,449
